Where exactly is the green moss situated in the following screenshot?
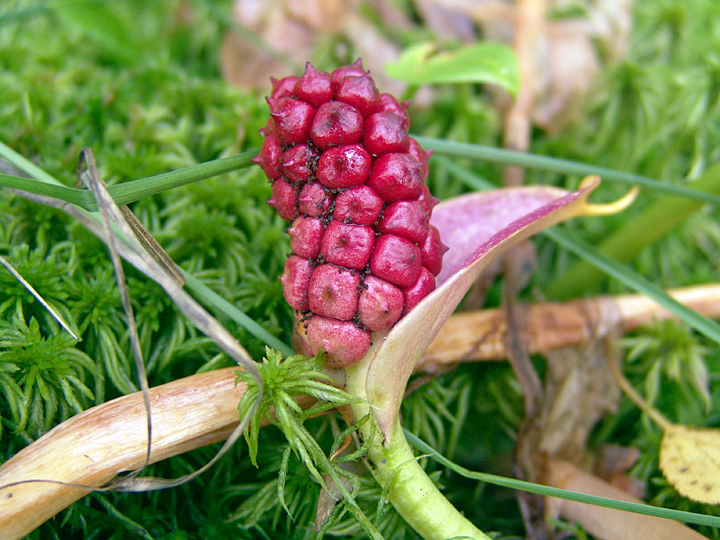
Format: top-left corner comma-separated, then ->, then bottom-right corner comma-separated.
1,0 -> 719,537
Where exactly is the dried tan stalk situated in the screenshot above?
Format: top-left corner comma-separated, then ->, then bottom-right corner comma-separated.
0,369 -> 314,540
0,369 -> 245,539
417,283 -> 720,372
1,284 -> 718,539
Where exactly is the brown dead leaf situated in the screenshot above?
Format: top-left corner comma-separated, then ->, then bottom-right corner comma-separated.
221,0 -> 313,91
416,0 -> 633,132
660,424 -> 720,504
221,0 -> 408,98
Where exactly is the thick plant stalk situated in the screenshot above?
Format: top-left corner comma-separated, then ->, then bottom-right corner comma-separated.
345,340 -> 491,540
1,284 -> 718,539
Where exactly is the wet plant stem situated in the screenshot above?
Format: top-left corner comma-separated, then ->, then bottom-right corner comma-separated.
344,348 -> 490,540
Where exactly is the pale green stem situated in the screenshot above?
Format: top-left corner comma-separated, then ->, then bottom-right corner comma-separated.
345,350 -> 491,540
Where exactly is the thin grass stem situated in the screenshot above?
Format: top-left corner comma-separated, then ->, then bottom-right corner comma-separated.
419,136 -> 720,205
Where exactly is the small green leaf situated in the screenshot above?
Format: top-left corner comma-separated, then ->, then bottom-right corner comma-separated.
385,42 -> 520,95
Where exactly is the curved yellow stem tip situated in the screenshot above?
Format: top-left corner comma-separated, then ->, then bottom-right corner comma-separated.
578,175 -> 639,216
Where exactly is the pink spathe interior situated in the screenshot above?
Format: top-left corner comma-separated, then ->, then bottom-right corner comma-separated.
365,182 -> 597,441
431,186 -> 568,285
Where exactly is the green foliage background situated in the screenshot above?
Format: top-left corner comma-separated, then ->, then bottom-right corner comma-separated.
1,0 -> 719,538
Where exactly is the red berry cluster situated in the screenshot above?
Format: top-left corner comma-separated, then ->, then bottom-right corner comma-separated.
253,60 -> 447,368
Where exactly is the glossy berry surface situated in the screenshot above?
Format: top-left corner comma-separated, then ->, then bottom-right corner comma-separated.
256,61 -> 447,367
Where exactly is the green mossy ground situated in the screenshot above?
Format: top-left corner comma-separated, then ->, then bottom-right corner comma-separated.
1,0 -> 719,538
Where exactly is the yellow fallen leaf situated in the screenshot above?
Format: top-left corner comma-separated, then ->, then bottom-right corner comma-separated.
660,424 -> 720,504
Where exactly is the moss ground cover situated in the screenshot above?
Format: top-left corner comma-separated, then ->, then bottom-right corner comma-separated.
1,0 -> 720,538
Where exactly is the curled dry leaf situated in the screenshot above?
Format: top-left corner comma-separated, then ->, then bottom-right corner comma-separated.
661,424 -> 720,504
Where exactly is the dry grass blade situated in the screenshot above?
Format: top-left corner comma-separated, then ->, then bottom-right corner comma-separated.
71,148 -> 262,492
0,255 -> 78,340
77,149 -> 154,484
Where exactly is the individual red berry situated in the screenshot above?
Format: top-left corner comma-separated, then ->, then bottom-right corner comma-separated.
408,138 -> 432,181
280,255 -> 313,310
418,184 -> 439,216
294,62 -> 333,108
251,134 -> 282,180
362,112 -> 410,155
321,220 -> 375,269
420,225 -> 448,277
268,97 -> 316,145
377,93 -> 410,129
369,234 -> 422,288
403,267 -> 435,313
267,179 -> 298,221
333,185 -> 383,226
308,264 -> 361,320
281,144 -> 319,184
377,200 -> 430,244
288,217 -> 324,259
310,101 -> 364,150
298,182 -> 334,217
330,59 -> 366,88
357,276 -> 403,331
335,73 -> 381,118
306,315 -> 372,368
270,75 -> 299,99
316,144 -> 372,189
367,153 -> 424,203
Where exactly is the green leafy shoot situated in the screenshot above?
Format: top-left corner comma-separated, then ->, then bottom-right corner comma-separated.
235,348 -> 358,471
385,42 -> 520,96
623,319 -> 711,412
235,348 -> 384,539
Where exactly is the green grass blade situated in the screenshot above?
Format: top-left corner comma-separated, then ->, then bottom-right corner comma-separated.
544,227 -> 720,346
405,430 -> 720,529
433,155 -> 495,191
183,273 -> 293,357
417,136 -> 720,206
0,140 -> 64,186
545,160 -> 720,298
0,172 -> 88,205
108,151 -> 258,206
0,139 -> 257,211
